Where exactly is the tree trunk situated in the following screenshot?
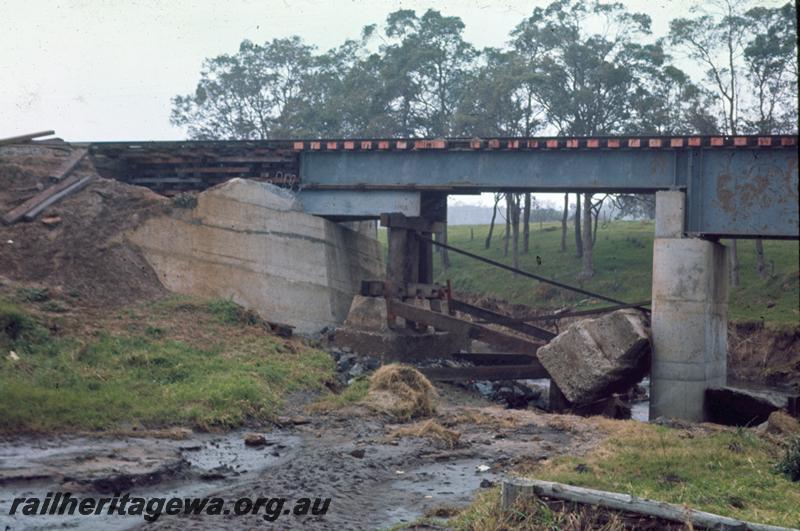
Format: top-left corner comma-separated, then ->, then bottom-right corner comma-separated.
485,193 -> 500,249
561,193 -> 568,252
512,195 -> 521,269
730,239 -> 740,287
523,193 -> 531,254
592,203 -> 600,245
755,240 -> 767,278
574,193 -> 583,258
581,193 -> 594,278
504,193 -> 511,257
437,224 -> 450,271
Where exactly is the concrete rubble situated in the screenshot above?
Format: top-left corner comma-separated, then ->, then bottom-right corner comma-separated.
536,309 -> 651,406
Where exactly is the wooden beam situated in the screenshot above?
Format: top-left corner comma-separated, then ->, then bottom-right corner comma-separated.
453,352 -> 539,365
0,130 -> 55,146
23,176 -> 93,221
450,299 -> 555,341
421,364 -> 548,381
50,148 -> 87,182
386,227 -> 409,286
501,478 -> 792,531
388,300 -> 541,354
3,173 -> 84,224
380,212 -> 443,233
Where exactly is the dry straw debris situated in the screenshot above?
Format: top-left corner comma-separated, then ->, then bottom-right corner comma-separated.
390,419 -> 461,449
366,364 -> 437,420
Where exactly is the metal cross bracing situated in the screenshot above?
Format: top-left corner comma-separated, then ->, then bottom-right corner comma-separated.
89,134 -> 799,239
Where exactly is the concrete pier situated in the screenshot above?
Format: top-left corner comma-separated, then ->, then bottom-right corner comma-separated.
650,191 -> 729,421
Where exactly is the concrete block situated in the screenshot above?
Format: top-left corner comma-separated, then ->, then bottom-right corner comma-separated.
344,295 -> 390,332
536,310 -> 651,405
654,191 -> 685,238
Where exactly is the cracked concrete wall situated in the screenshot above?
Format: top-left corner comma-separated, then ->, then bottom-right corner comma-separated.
127,179 -> 383,335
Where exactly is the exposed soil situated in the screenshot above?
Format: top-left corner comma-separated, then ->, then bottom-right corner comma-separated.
0,385 -> 609,530
728,321 -> 800,391
0,143 -> 169,308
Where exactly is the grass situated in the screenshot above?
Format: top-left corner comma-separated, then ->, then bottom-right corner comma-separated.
308,376 -> 370,412
451,423 -> 800,529
380,220 -> 800,325
0,296 -> 335,433
447,488 -> 628,531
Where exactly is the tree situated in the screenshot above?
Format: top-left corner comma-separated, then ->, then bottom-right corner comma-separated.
511,194 -> 521,269
511,0 -> 660,136
574,193 -> 583,258
581,193 -> 594,278
485,193 -> 502,249
742,3 -> 797,134
171,37 -> 315,139
560,193 -> 569,252
378,9 -> 478,136
522,193 -> 531,254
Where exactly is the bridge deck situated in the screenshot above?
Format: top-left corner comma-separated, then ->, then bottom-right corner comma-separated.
89,135 -> 799,239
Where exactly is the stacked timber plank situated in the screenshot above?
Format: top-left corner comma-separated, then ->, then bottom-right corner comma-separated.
90,141 -> 299,194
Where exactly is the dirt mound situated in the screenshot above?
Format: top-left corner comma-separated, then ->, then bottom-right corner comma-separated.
0,144 -> 170,307
366,364 -> 437,420
390,419 -> 460,449
728,322 -> 800,391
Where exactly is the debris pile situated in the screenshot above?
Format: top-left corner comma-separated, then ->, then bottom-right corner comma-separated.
0,143 -> 170,306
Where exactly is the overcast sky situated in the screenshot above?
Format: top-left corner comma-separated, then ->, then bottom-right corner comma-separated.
0,0 -> 717,142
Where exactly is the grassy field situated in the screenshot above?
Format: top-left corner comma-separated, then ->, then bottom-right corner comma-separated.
450,422 -> 800,529
0,295 -> 335,433
380,221 -> 799,325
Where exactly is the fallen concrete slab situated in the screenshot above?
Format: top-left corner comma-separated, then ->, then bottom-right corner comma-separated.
536,309 -> 651,406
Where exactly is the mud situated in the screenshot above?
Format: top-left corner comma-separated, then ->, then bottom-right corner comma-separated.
0,386 -> 607,530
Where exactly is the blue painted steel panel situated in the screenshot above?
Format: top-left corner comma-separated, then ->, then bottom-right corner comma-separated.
688,149 -> 799,238
300,150 -> 685,192
300,147 -> 798,238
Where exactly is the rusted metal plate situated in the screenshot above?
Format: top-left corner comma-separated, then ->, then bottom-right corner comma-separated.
687,148 -> 799,238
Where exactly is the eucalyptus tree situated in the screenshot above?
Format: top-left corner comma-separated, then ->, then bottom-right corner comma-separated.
171,37 -> 316,139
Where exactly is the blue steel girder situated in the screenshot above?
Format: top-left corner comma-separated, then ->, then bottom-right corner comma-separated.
300,146 -> 798,239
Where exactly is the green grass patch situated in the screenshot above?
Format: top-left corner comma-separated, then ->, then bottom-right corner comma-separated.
451,424 -> 800,529
532,424 -> 800,527
0,297 -> 335,433
380,221 -> 800,324
308,376 -> 370,413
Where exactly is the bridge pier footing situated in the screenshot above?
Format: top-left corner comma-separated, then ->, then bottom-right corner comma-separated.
650,191 -> 729,422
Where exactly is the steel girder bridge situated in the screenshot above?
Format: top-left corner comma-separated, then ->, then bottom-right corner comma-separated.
91,134 -> 799,421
